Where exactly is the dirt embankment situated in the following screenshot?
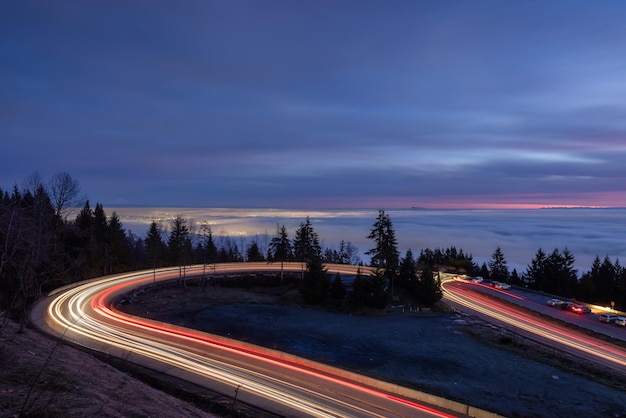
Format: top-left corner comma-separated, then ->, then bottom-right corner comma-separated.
0,316 -> 221,418
0,314 -> 280,418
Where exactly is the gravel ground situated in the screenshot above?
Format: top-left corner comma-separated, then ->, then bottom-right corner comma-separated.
121,283 -> 626,418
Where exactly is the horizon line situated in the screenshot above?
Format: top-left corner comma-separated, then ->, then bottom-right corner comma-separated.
104,204 -> 623,210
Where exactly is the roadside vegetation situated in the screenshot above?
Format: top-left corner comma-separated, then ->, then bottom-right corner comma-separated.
2,172 -> 626,324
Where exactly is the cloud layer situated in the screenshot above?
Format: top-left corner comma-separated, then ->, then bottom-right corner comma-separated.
2,2 -> 626,208
113,207 -> 626,275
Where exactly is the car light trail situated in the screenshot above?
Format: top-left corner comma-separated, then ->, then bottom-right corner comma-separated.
442,280 -> 626,372
33,263 -> 464,418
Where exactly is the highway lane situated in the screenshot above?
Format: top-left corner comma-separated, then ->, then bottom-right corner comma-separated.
442,278 -> 626,374
31,263 -> 470,418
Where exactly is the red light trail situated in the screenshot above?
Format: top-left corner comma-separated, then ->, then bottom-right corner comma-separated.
32,263 -> 473,418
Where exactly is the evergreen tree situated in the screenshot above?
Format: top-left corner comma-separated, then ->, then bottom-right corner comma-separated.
509,268 -> 521,286
194,224 -> 217,265
365,209 -> 398,306
365,210 -> 399,279
107,211 -> 130,273
488,246 -> 509,282
300,255 -> 329,305
577,271 -> 596,302
330,272 -> 347,300
93,203 -> 108,241
543,248 -> 577,296
524,248 -> 547,289
268,225 -> 292,281
0,180 -> 63,321
167,216 -> 192,278
246,240 -> 265,261
557,248 -> 578,296
75,200 -> 93,231
323,240 -> 359,265
75,201 -> 108,277
351,268 -> 368,307
418,246 -> 478,275
368,269 -> 390,309
526,247 -> 578,296
415,264 -> 442,308
293,217 -> 321,262
398,249 -> 417,292
616,261 -> 626,311
216,235 -> 242,262
479,263 -> 490,280
588,255 -> 618,306
145,221 -> 166,271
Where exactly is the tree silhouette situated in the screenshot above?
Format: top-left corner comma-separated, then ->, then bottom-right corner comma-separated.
268,225 -> 292,281
488,246 -> 509,282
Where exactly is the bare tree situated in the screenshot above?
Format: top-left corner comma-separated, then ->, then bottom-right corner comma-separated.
48,172 -> 85,219
23,172 -> 45,195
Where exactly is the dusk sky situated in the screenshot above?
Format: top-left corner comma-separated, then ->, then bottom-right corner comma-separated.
2,1 -> 626,209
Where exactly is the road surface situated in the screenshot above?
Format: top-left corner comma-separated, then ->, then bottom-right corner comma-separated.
442,277 -> 626,374
32,263 -> 487,418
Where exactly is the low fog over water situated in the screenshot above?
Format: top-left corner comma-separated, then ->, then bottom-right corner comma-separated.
112,208 -> 626,276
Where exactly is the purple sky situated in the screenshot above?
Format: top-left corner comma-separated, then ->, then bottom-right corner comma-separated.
2,1 -> 626,209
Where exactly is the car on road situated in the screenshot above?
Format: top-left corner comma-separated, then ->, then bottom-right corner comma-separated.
599,313 -> 619,323
560,301 -> 575,310
547,299 -> 563,307
471,276 -> 484,283
614,317 -> 626,326
569,304 -> 591,314
494,282 -> 511,290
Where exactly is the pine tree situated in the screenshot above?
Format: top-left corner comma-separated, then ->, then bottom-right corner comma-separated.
365,210 -> 398,306
543,248 -> 577,296
415,264 -> 442,308
268,225 -> 292,281
398,249 -> 417,292
558,248 -> 578,296
366,210 -> 399,278
145,221 -> 165,270
300,255 -> 329,305
479,263 -> 490,280
359,269 -> 389,309
351,268 -> 367,308
330,272 -> 347,300
246,241 -> 265,261
509,268 -> 521,285
107,211 -> 130,273
293,217 -> 321,262
167,216 -> 192,286
75,201 -> 93,231
524,248 -> 547,289
589,255 -> 618,305
488,246 -> 509,283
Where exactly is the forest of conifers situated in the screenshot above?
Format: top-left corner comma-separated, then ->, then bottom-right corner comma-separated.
1,173 -> 625,318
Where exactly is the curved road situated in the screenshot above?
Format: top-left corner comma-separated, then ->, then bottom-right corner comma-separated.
442,278 -> 626,374
32,263 -> 473,418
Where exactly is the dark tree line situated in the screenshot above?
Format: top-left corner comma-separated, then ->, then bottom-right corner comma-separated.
0,182 -> 363,317
3,174 -> 624,318
470,246 -> 626,311
0,182 -> 450,319
417,246 -> 479,275
0,173 -> 93,323
260,212 -> 444,310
